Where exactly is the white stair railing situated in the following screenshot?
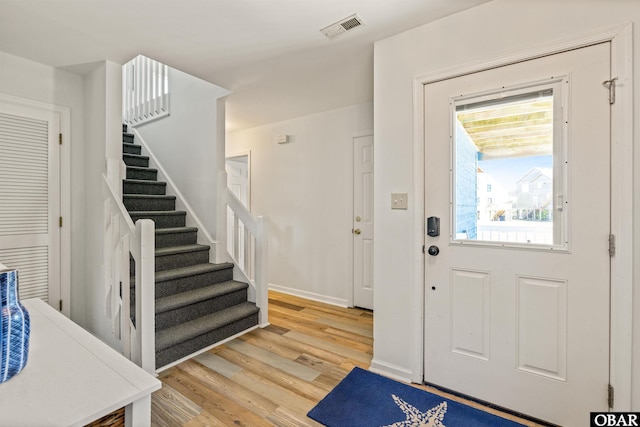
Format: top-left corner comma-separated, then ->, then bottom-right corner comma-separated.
123,55 -> 170,127
102,174 -> 156,374
225,187 -> 269,326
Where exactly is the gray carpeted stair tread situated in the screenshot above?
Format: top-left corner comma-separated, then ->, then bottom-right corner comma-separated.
127,165 -> 157,173
155,280 -> 249,314
123,178 -> 166,186
123,142 -> 141,152
123,194 -> 176,201
155,262 -> 234,283
123,153 -> 149,161
155,244 -> 209,256
129,210 -> 186,216
156,226 -> 198,235
156,302 -> 259,351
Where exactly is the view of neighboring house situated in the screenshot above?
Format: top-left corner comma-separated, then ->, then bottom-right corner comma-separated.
511,167 -> 553,221
476,167 -> 510,221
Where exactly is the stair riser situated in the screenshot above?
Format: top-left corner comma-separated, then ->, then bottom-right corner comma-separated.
124,197 -> 176,212
126,168 -> 157,181
123,144 -> 141,155
123,133 -> 134,143
123,182 -> 166,195
124,155 -> 149,168
156,231 -> 198,248
130,213 -> 185,228
155,249 -> 209,272
155,268 -> 234,298
156,313 -> 259,368
155,289 -> 249,331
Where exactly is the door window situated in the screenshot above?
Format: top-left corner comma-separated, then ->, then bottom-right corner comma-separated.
452,81 -> 567,249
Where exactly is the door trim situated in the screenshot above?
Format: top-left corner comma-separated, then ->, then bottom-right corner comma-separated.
411,23 -> 633,410
0,93 -> 71,317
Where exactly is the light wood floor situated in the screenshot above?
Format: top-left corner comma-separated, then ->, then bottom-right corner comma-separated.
151,291 -> 543,426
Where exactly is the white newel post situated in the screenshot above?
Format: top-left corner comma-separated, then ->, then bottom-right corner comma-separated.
136,219 -> 156,374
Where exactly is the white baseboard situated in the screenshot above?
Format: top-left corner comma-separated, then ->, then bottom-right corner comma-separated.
369,358 -> 415,384
268,283 -> 350,308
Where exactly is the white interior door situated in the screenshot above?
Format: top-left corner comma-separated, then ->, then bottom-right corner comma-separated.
423,43 -> 611,426
353,135 -> 374,310
0,99 -> 61,307
226,155 -> 250,267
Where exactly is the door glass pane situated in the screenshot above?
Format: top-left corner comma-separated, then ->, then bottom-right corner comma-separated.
453,87 -> 563,247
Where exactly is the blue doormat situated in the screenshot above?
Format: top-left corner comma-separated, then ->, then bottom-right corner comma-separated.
307,367 -> 525,427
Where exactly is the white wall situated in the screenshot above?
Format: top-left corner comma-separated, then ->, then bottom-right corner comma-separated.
134,67 -> 230,238
373,0 -> 639,408
83,61 -> 122,348
0,51 -> 86,325
226,102 -> 373,305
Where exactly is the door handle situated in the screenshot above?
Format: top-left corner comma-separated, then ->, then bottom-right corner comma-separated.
353,229 -> 361,235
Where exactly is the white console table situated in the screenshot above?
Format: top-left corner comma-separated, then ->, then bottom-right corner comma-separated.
0,298 -> 161,426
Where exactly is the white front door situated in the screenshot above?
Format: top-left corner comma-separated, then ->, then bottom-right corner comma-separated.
353,135 -> 374,310
0,99 -> 61,307
423,43 -> 610,426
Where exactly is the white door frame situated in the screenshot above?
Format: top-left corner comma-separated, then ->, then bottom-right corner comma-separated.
0,94 -> 71,317
410,23 -> 633,410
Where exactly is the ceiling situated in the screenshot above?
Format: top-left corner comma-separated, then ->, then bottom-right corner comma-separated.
0,0 -> 491,131
457,95 -> 554,160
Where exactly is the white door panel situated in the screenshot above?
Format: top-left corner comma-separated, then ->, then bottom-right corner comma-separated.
0,101 -> 60,305
353,135 -> 374,310
424,43 -> 610,426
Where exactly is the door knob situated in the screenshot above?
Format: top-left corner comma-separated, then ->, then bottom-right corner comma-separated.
427,245 -> 439,256
353,229 -> 361,235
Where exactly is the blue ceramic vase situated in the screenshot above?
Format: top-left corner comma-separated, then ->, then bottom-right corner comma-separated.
0,269 -> 30,383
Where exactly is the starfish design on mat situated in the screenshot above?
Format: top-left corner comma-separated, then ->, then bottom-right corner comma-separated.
379,394 -> 447,427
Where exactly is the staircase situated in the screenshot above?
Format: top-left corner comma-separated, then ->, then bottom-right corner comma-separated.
121,125 -> 259,369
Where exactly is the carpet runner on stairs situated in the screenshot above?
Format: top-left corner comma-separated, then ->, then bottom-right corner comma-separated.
122,124 -> 259,369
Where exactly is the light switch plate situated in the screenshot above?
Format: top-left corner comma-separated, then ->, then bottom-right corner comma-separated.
391,193 -> 408,209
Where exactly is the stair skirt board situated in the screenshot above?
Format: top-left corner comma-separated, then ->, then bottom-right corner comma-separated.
121,127 -> 260,369
156,323 -> 261,373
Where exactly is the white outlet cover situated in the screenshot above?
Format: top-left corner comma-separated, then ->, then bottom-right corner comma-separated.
391,193 -> 408,209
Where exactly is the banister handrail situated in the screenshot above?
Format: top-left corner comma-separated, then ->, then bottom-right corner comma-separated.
225,185 -> 269,326
227,189 -> 258,231
103,173 -> 135,233
102,174 -> 156,374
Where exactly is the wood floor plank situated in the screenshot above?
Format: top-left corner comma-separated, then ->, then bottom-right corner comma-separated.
244,324 -> 348,366
213,345 -> 331,401
270,311 -> 373,354
225,339 -> 321,382
193,351 -> 244,378
284,330 -> 372,365
179,359 -> 280,417
151,382 -> 201,427
323,326 -> 374,347
161,368 -> 273,427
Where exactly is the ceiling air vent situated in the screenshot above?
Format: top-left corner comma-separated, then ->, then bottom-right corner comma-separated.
320,14 -> 364,40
